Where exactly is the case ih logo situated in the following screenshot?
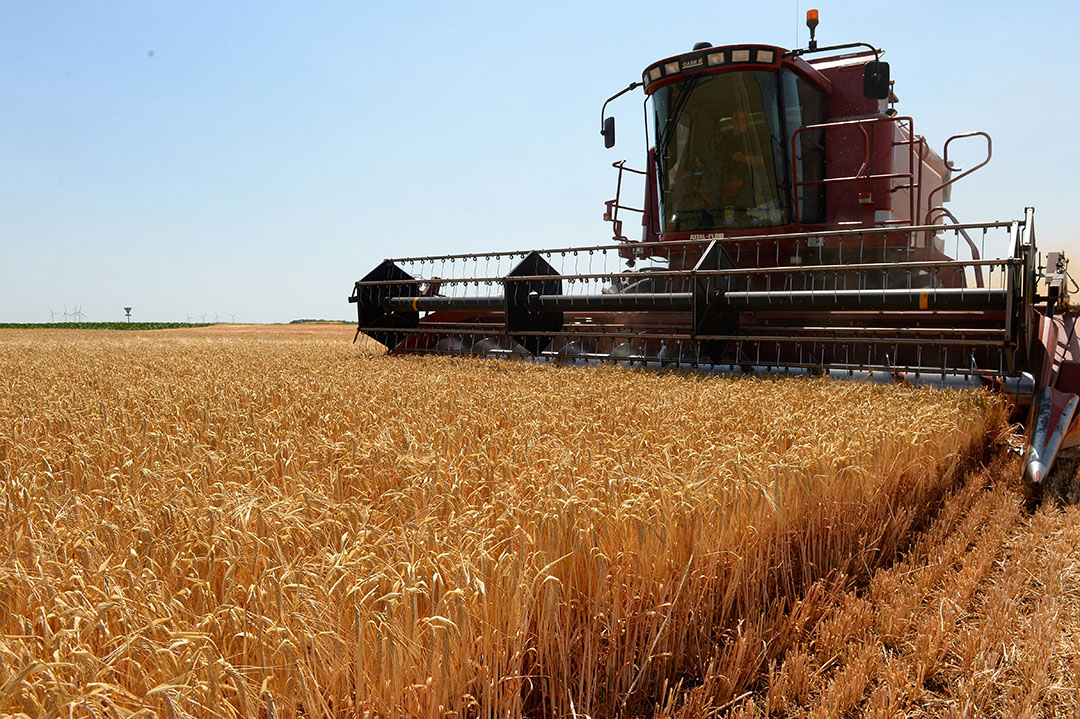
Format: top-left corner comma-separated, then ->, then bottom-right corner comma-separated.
682,57 -> 704,70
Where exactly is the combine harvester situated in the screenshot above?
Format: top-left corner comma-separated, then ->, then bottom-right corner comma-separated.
351,12 -> 1079,485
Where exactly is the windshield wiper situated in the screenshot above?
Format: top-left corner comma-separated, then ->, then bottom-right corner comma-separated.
656,76 -> 705,171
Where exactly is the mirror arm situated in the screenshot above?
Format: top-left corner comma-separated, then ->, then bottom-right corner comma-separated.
784,41 -> 880,64
601,81 -> 644,138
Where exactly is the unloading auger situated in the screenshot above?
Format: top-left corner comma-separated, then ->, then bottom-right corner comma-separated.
351,11 -> 1080,485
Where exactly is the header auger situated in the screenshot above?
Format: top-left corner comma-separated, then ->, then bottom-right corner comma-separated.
352,11 -> 1080,486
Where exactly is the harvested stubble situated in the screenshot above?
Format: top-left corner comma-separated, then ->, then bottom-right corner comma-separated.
703,450 -> 1080,719
0,329 -> 1005,718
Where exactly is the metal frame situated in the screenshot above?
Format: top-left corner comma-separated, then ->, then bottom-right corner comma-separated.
351,220 -> 1027,383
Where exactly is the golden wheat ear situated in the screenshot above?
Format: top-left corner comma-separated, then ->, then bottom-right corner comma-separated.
0,327 -> 1012,718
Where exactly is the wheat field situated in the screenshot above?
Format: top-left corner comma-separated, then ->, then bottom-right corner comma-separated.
0,328 -> 1006,718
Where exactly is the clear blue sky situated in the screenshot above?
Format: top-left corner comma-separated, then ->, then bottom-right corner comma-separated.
2,1 -> 1075,323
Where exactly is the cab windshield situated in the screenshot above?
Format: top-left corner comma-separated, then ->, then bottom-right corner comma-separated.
654,71 -> 787,232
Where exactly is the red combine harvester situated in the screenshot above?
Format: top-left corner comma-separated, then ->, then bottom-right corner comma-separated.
351,12 -> 1079,485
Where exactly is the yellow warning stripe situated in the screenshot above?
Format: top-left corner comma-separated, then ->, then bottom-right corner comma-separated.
413,297 -> 420,312
919,291 -> 929,310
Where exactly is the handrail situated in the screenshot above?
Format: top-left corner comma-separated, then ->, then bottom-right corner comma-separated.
925,131 -> 992,225
603,160 -> 646,241
791,115 -> 919,225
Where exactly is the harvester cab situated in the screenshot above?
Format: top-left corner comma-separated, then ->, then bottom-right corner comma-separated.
350,11 -> 1080,486
602,14 -> 944,254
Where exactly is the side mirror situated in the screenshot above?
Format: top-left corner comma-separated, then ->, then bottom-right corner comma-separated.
602,116 -> 616,148
863,60 -> 890,100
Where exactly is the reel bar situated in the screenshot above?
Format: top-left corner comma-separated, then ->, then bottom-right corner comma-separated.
383,220 -> 1018,264
387,325 -> 695,342
725,287 -> 1006,311
693,334 -> 1006,347
354,257 -> 1018,288
381,287 -> 1006,315
385,323 -> 1009,347
385,293 -> 692,313
381,322 -> 1008,342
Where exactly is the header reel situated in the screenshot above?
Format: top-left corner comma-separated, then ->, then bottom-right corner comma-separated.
352,221 -> 1029,383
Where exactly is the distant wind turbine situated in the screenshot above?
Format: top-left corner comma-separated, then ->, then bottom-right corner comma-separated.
49,307 -> 57,321
228,312 -> 238,322
200,313 -> 208,322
